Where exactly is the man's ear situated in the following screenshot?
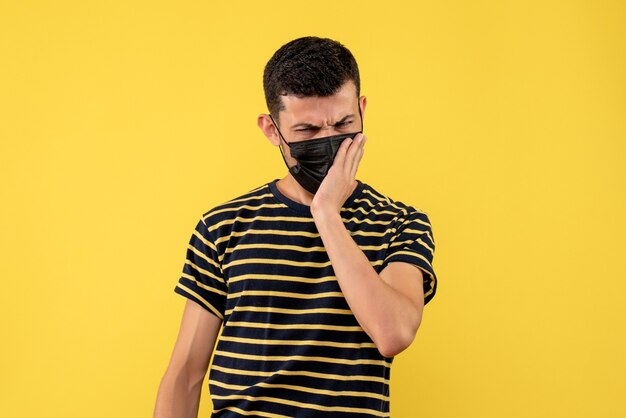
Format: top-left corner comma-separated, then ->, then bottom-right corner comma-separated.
359,96 -> 367,119
257,114 -> 281,146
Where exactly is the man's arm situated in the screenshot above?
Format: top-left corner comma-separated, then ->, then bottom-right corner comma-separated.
154,299 -> 222,418
313,208 -> 425,358
311,134 -> 426,358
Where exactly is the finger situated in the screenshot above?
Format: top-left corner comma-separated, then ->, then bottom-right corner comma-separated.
333,137 -> 353,167
346,134 -> 366,176
342,134 -> 362,174
349,141 -> 365,179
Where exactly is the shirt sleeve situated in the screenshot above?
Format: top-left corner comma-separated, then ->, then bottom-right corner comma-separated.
174,216 -> 227,319
382,209 -> 438,305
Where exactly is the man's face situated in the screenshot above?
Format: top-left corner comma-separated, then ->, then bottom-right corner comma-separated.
276,80 -> 364,145
258,79 -> 367,172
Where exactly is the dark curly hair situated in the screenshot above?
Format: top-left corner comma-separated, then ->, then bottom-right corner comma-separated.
263,36 -> 360,123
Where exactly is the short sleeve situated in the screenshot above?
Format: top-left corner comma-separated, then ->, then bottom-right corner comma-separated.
382,209 -> 438,305
174,217 -> 227,319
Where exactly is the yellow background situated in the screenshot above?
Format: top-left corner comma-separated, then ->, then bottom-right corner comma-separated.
1,1 -> 624,417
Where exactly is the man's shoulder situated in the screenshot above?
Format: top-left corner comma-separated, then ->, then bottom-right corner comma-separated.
357,181 -> 426,217
199,180 -> 277,227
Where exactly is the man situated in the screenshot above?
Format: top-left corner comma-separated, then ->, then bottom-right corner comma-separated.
154,36 -> 437,418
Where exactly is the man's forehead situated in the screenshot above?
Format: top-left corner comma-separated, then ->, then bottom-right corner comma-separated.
279,89 -> 358,122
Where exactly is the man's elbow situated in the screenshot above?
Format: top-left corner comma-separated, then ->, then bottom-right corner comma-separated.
162,363 -> 206,393
374,316 -> 422,358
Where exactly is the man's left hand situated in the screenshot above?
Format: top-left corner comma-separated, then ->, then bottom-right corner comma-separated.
310,133 -> 367,217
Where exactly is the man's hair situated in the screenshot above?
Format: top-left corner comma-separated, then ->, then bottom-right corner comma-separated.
263,36 -> 360,122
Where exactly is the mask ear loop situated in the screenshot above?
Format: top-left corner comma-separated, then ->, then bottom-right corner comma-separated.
358,101 -> 364,133
269,113 -> 295,169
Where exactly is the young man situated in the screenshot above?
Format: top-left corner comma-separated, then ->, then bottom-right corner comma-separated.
154,36 -> 437,418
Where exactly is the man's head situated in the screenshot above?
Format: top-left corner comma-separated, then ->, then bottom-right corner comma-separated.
259,36 -> 366,143
262,36 -> 361,124
258,36 -> 367,195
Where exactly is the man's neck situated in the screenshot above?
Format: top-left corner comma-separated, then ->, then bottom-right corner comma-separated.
275,175 -> 315,206
275,174 -> 358,207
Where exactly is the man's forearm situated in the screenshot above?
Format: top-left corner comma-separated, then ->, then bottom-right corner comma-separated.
312,209 -> 420,357
154,369 -> 203,418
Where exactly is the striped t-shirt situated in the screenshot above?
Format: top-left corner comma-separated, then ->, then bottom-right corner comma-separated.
174,179 -> 437,418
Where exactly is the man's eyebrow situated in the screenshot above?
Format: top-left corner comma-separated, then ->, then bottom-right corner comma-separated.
291,122 -> 321,130
333,114 -> 355,125
290,114 -> 355,130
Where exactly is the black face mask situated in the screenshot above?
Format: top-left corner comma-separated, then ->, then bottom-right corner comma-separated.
269,105 -> 364,194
